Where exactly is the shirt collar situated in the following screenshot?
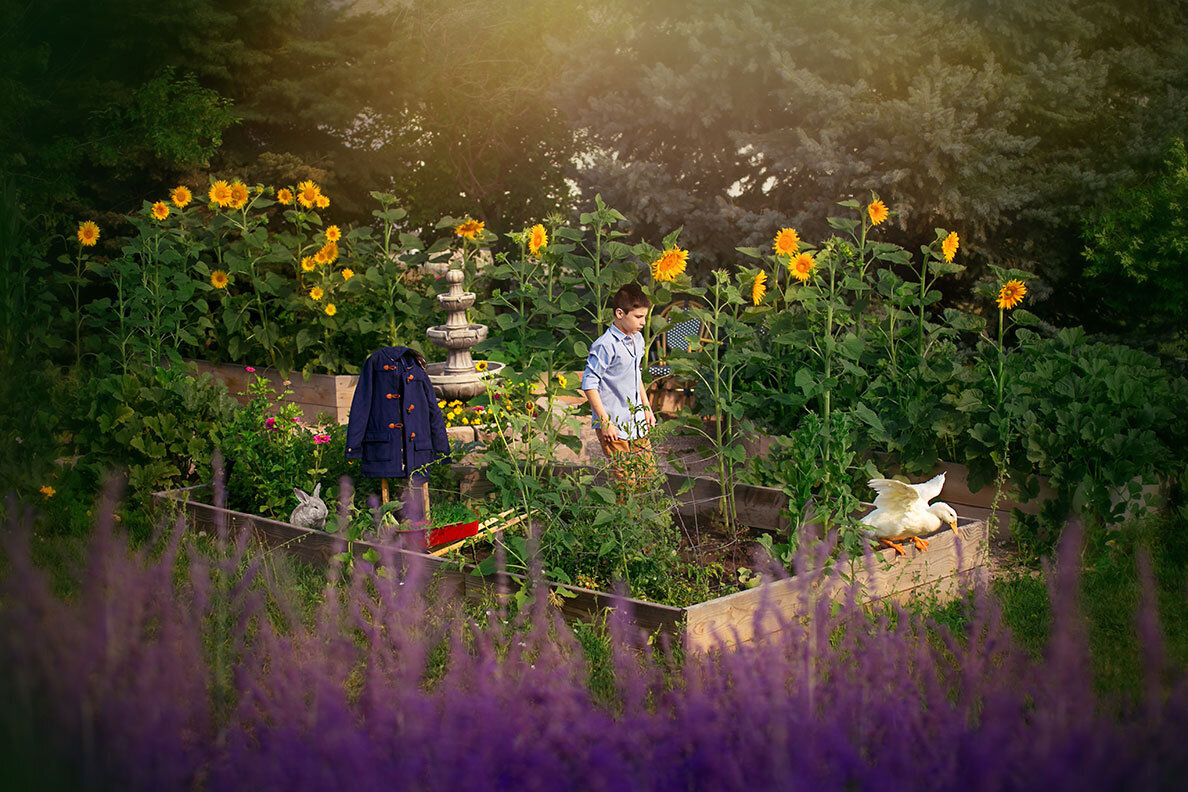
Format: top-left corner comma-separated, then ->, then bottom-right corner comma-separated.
608,323 -> 633,341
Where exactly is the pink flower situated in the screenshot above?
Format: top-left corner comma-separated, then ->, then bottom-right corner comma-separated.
291,416 -> 301,423
245,366 -> 256,373
264,417 -> 277,430
313,434 -> 331,445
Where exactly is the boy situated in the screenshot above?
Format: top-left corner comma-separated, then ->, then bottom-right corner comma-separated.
581,284 -> 657,486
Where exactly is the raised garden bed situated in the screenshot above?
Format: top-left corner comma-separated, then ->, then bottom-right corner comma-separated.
152,471 -> 987,652
186,358 -> 358,425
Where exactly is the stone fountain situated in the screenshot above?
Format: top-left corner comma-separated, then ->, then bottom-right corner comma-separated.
425,268 -> 505,400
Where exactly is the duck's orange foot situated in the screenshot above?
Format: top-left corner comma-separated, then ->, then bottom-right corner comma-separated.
911,536 -> 930,552
879,538 -> 906,556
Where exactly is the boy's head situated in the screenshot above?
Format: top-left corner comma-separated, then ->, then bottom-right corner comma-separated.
611,284 -> 651,335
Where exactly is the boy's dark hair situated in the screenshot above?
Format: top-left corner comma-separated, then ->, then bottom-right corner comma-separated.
611,283 -> 651,315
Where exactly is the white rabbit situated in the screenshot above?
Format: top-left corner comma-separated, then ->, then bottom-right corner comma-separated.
289,483 -> 328,529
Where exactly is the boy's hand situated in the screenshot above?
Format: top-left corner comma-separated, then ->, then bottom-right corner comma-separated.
644,407 -> 656,428
597,418 -> 619,441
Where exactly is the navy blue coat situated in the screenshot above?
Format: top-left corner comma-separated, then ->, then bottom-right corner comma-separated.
345,347 -> 450,478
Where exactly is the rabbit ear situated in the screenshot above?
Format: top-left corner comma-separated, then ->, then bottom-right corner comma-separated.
312,482 -> 322,499
294,487 -> 308,503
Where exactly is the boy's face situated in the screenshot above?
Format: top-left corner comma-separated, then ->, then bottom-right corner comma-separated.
615,306 -> 649,335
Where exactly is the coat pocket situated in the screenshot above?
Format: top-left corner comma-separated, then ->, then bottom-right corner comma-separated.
363,431 -> 392,461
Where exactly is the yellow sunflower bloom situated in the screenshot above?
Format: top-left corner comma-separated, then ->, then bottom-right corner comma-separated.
324,303 -> 337,316
171,185 -> 192,208
301,257 -> 316,272
297,180 -> 320,209
455,218 -> 484,240
528,223 -> 547,256
997,279 -> 1027,310
319,241 -> 338,263
752,270 -> 768,305
556,373 -> 568,389
210,270 -> 229,289
151,201 -> 169,221
228,182 -> 250,209
40,485 -> 56,498
773,227 -> 799,257
868,199 -> 889,226
77,220 -> 100,246
942,231 -> 960,263
315,194 -> 330,209
475,360 -> 489,372
341,268 -> 354,280
790,252 -> 816,282
208,180 -> 232,207
277,188 -> 294,205
309,286 -> 324,301
314,247 -> 329,265
325,225 -> 341,242
651,246 -> 688,282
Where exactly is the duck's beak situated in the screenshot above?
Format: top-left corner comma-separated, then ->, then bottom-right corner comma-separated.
949,518 -> 958,530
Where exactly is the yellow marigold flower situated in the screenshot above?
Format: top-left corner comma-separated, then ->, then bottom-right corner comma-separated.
151,201 -> 169,221
790,252 -> 816,282
475,360 -> 489,372
315,193 -> 330,209
40,485 -> 56,498
77,220 -> 100,246
210,270 -> 229,289
868,199 -> 889,226
324,303 -> 337,316
752,270 -> 768,305
528,223 -> 547,256
209,180 -> 232,207
651,246 -> 688,282
228,182 -> 250,209
773,227 -> 799,257
301,256 -> 316,272
277,188 -> 294,205
341,268 -> 354,280
942,231 -> 960,263
171,185 -> 192,208
309,286 -> 324,301
997,279 -> 1027,310
438,400 -> 446,408
319,241 -> 338,263
297,180 -> 320,209
325,225 -> 341,242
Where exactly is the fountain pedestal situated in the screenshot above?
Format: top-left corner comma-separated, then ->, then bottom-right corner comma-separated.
425,268 -> 504,400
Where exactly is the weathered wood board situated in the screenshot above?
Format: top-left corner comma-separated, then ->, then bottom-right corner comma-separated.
186,358 -> 358,425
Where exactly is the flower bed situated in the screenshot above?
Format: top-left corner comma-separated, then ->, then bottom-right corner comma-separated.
152,468 -> 987,651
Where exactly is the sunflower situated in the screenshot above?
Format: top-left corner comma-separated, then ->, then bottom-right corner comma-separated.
151,201 -> 169,221
556,372 -> 568,389
40,485 -> 56,498
301,256 -> 316,272
171,185 -> 192,208
319,241 -> 338,263
208,180 -> 232,207
752,270 -> 768,305
455,218 -> 484,240
528,223 -> 547,256
210,270 -> 229,289
228,182 -> 250,209
475,360 -> 489,372
997,279 -> 1027,310
772,227 -> 800,257
325,225 -> 341,242
277,188 -> 294,205
314,246 -> 329,265
341,268 -> 354,280
315,193 -> 330,209
77,220 -> 100,246
942,231 -> 960,263
868,199 -> 888,226
324,303 -> 337,316
790,252 -> 816,282
309,286 -> 324,301
297,180 -> 320,209
651,246 -> 688,282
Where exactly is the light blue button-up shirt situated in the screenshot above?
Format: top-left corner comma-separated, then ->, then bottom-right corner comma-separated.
581,323 -> 648,439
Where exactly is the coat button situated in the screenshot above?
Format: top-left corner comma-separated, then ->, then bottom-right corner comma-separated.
386,393 -> 394,399
407,374 -> 414,381
388,423 -> 396,429
410,432 -> 416,438
408,404 -> 415,411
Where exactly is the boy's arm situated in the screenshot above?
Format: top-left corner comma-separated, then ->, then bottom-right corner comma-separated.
583,388 -> 619,441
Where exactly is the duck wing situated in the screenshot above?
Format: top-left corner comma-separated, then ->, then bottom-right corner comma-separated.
913,472 -> 946,505
868,478 -> 922,513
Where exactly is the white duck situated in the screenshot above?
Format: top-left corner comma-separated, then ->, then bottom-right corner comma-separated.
860,472 -> 958,555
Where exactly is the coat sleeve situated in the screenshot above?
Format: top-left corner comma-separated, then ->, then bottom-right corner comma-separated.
345,356 -> 373,459
426,381 -> 450,455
